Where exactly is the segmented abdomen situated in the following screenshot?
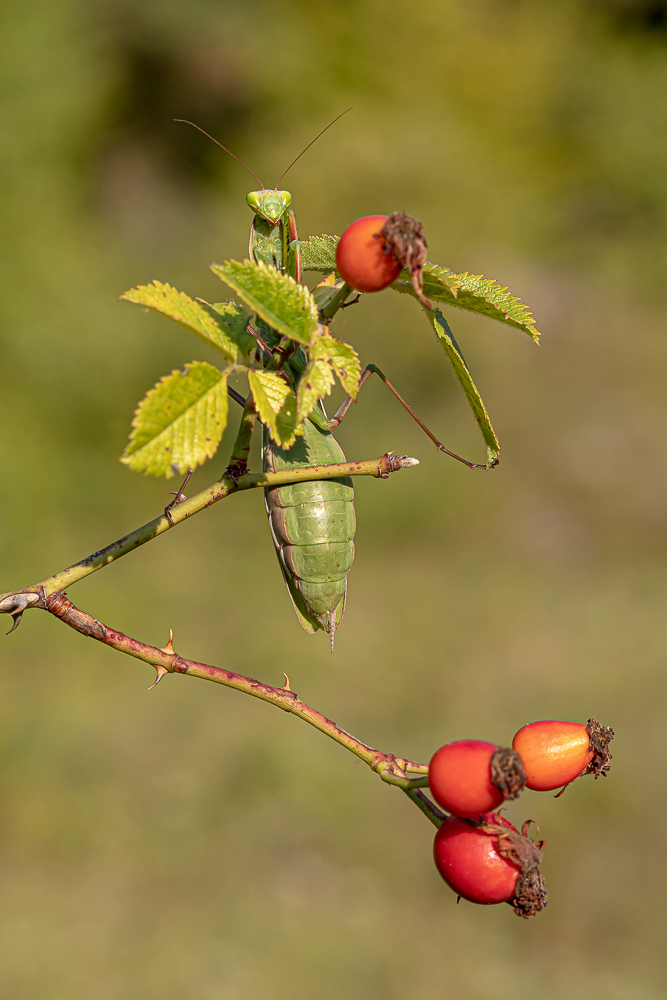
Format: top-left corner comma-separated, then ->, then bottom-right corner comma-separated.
263,420 -> 355,635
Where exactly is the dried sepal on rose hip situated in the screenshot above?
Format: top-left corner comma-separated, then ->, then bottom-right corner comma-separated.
335,211 -> 430,304
512,717 -> 614,794
379,211 -> 429,307
428,739 -> 526,818
433,812 -> 547,918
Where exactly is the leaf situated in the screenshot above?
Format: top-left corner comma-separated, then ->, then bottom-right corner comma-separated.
431,309 -> 499,468
121,281 -> 248,361
314,332 -> 361,397
300,234 -> 340,273
296,357 -> 335,424
300,237 -> 538,340
311,272 -> 343,311
205,300 -> 256,360
211,259 -> 318,345
121,361 -> 229,478
392,263 -> 540,342
248,369 -> 298,448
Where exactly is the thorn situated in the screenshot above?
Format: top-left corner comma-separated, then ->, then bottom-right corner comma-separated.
158,629 -> 174,654
282,673 -> 291,691
1,593 -> 40,634
164,468 -> 194,523
6,612 -> 23,635
148,664 -> 169,690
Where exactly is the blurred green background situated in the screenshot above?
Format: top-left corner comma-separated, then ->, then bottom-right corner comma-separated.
1,0 -> 667,996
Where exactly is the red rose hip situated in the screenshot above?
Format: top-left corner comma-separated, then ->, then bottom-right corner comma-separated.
434,812 -> 520,904
433,813 -> 547,916
335,215 -> 402,293
512,718 -> 614,792
428,740 -> 526,818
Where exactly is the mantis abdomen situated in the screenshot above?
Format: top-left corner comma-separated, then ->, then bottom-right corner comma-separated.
264,418 -> 355,642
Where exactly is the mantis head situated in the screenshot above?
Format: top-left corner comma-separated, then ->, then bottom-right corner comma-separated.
246,189 -> 292,225
174,112 -> 350,228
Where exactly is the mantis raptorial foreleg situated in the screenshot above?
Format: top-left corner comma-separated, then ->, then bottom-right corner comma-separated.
326,364 -> 495,471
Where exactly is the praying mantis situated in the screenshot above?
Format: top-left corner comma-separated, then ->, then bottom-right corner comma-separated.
117,114 -> 540,649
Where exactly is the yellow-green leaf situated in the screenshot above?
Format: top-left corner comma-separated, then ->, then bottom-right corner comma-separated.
211,259 -> 318,345
296,357 -> 335,424
121,362 -> 229,478
314,332 -> 361,397
311,272 -> 345,312
121,281 -> 248,361
248,369 -> 298,448
206,300 -> 256,360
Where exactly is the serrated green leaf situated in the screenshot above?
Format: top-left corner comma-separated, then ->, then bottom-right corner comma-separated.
121,361 -> 229,478
300,234 -> 340,273
206,300 -> 256,360
393,263 -> 540,342
248,369 -> 298,448
431,309 -> 499,468
314,332 -> 361,397
296,357 -> 335,424
121,281 -> 247,361
211,259 -> 318,345
300,237 -> 538,341
311,272 -> 343,311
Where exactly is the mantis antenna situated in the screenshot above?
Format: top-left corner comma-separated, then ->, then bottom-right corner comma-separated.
273,108 -> 354,189
173,119 -> 265,189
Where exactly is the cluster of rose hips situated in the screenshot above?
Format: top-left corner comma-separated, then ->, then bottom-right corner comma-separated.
335,220 -> 615,919
427,719 -> 614,918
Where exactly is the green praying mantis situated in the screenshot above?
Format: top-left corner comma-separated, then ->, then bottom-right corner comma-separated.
118,114 -> 540,650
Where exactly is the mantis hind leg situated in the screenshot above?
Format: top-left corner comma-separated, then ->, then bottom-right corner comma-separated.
325,364 -> 495,471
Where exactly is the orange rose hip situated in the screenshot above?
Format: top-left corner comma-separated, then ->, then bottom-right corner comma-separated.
335,215 -> 402,293
512,718 -> 614,792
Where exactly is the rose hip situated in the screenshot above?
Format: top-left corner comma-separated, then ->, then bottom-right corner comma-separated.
433,812 -> 547,917
428,739 -> 526,818
512,718 -> 614,792
335,215 -> 402,293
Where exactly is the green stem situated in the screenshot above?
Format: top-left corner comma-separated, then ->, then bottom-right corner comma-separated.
320,282 -> 353,321
227,397 -> 258,473
0,453 -> 416,604
402,789 -> 447,828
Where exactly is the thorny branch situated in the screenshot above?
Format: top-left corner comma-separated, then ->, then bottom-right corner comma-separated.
0,451 -> 449,825
20,593 -> 435,813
